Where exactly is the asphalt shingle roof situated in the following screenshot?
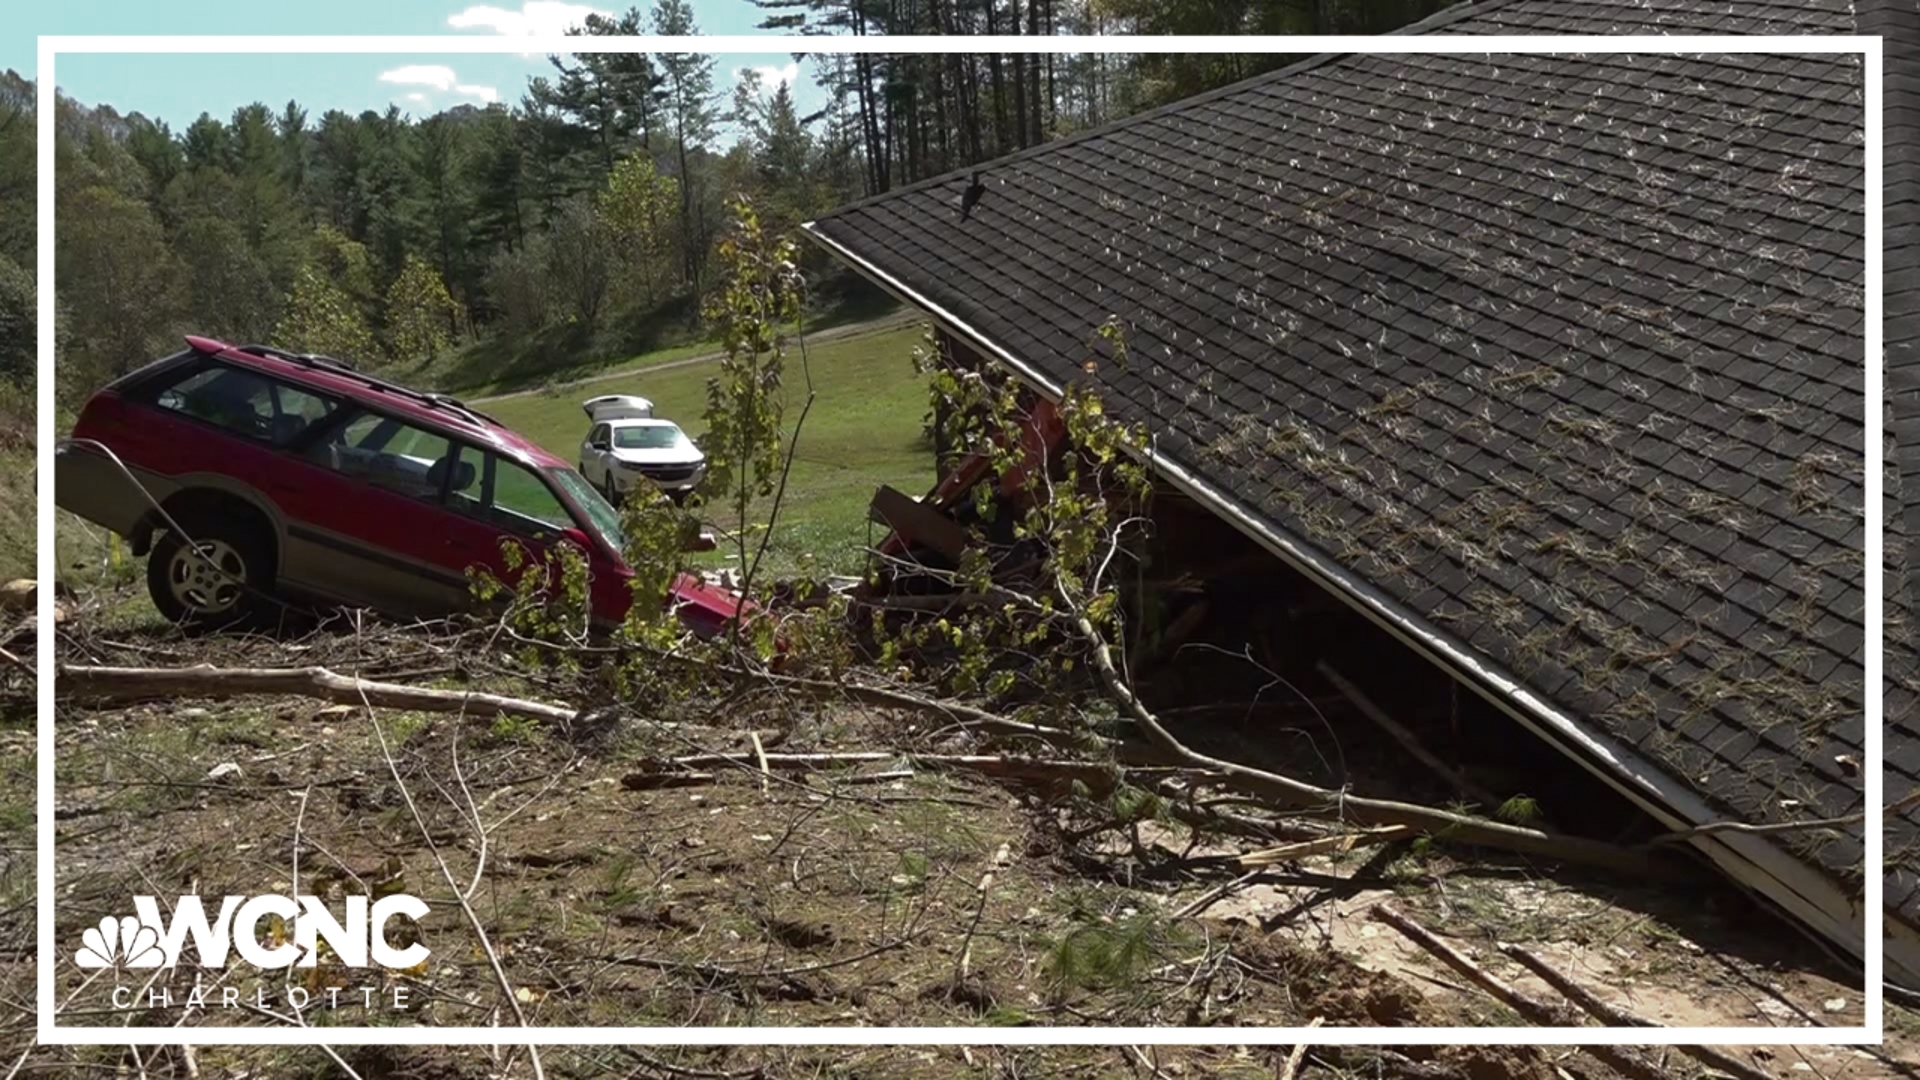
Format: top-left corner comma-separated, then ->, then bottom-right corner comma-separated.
810,0 -> 1881,944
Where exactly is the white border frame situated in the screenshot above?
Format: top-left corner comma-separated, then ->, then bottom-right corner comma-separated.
35,32 -> 1882,1047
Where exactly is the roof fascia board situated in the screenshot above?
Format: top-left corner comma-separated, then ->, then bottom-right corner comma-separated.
801,220 -> 1914,984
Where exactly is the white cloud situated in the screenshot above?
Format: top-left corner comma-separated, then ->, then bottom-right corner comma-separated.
737,61 -> 799,98
753,62 -> 799,89
380,65 -> 499,111
447,1 -> 609,36
379,64 -> 461,92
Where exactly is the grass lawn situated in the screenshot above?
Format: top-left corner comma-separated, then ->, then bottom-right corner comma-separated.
457,335 -> 726,400
481,320 -> 935,579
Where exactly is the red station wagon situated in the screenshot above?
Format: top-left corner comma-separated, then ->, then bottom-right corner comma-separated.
56,336 -> 743,633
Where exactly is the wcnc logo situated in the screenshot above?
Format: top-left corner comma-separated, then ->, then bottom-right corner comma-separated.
76,894 -> 431,970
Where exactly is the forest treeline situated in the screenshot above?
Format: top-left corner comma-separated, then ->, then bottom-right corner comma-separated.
0,0 -> 1454,409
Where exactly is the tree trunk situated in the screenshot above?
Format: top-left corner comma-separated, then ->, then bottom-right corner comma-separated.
1010,0 -> 1029,153
1026,0 -> 1044,145
985,1 -> 1010,156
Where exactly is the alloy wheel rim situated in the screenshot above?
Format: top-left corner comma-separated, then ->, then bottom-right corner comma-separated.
167,539 -> 246,614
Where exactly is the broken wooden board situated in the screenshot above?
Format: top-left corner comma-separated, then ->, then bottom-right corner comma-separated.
869,484 -> 969,561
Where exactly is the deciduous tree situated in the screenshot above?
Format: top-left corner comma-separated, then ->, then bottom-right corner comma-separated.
275,264 -> 378,365
384,253 -> 460,365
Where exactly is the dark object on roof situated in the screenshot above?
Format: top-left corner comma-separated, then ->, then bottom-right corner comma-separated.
808,0 -> 1899,980
959,172 -> 987,222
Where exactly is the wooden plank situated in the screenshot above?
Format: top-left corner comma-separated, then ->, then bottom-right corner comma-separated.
869,484 -> 969,560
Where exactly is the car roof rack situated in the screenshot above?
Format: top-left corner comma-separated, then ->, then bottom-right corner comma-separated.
235,344 -> 500,428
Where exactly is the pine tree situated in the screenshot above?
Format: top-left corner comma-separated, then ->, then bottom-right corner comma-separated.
652,0 -> 718,304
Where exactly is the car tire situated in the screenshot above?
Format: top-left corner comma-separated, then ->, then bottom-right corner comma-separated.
146,511 -> 273,634
602,470 -> 622,507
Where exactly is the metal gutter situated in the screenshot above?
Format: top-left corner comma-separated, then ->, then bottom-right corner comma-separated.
803,220 -> 1915,983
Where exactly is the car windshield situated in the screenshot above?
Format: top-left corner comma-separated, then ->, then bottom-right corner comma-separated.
550,468 -> 627,555
613,424 -> 691,451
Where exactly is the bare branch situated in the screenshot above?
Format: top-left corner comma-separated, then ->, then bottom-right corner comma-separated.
60,663 -> 575,725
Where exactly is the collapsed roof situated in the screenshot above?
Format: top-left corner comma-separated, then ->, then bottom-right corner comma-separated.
806,0 -> 1903,981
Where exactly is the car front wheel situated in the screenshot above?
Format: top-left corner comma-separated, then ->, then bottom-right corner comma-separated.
602,470 -> 622,507
146,513 -> 272,633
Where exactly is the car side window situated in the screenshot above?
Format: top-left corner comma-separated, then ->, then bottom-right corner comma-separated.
492,461 -> 574,534
589,424 -> 609,450
301,410 -> 455,503
153,365 -> 339,447
443,449 -> 575,539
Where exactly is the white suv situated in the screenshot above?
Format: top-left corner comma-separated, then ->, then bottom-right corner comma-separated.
577,396 -> 706,505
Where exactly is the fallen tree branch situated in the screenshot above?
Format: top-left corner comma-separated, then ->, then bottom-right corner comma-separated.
1496,942 -> 1777,1080
59,664 -> 574,724
1372,904 -> 1575,1023
619,1047 -> 764,1080
749,731 -> 770,794
626,751 -> 1214,794
0,644 -> 31,678
1648,788 -> 1920,845
1317,662 -> 1503,812
1171,869 -> 1264,920
1279,1016 -> 1324,1080
1073,615 -> 1693,881
1303,1048 -> 1467,1080
1237,825 -> 1414,869
503,631 -> 1137,754
1370,904 -> 1666,1080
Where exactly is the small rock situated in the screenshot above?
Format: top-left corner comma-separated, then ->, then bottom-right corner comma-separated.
1753,1048 -> 1776,1061
0,580 -> 33,612
179,708 -> 209,719
1823,997 -> 1848,1012
1791,1064 -> 1814,1073
207,762 -> 243,781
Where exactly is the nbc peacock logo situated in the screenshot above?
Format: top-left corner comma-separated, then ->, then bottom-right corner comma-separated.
75,915 -> 167,969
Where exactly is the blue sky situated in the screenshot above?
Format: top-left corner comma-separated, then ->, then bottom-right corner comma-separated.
7,1 -> 828,134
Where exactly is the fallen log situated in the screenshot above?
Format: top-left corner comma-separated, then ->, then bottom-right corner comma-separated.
58,664 -> 577,725
1371,904 -> 1667,1080
1496,942 -> 1777,1080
